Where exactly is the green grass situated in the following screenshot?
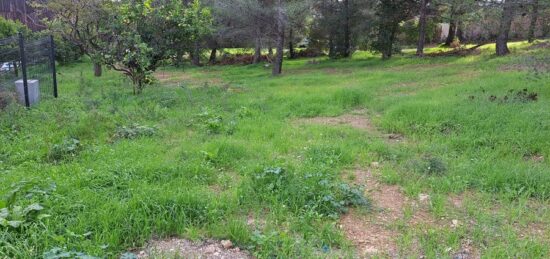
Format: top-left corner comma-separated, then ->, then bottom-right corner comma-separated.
1,41 -> 549,258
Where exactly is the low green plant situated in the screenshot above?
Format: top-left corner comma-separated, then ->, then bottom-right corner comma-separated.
113,124 -> 157,140
48,138 -> 81,162
0,181 -> 54,229
248,167 -> 370,218
43,247 -> 99,259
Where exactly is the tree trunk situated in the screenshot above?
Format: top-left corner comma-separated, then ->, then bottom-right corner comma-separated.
382,25 -> 397,59
209,48 -> 217,64
328,34 -> 335,58
272,1 -> 285,76
496,0 -> 516,56
343,0 -> 351,57
192,41 -> 201,66
416,0 -> 428,56
175,49 -> 184,67
528,0 -> 539,43
94,62 -> 102,77
268,47 -> 273,57
445,17 -> 457,46
254,39 -> 262,64
456,20 -> 465,42
288,28 -> 295,59
253,28 -> 262,64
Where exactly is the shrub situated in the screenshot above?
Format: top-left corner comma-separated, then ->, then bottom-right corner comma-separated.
113,124 -> 157,140
43,247 -> 98,259
0,91 -> 15,110
195,108 -> 236,135
48,138 -> 81,162
218,54 -> 269,65
1,181 -> 55,229
408,156 -> 447,176
0,17 -> 30,38
248,167 -> 370,218
294,48 -> 325,58
52,37 -> 84,64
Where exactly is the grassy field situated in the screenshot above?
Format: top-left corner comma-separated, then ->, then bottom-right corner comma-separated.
1,42 -> 549,258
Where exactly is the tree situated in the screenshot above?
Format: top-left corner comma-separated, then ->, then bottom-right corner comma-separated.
311,0 -> 366,58
528,0 -> 539,43
373,0 -> 418,59
213,0 -> 273,64
214,0 -> 302,74
37,0 -> 110,77
100,0 -> 211,94
433,0 -> 478,46
496,0 -> 518,56
416,0 -> 430,56
272,0 -> 286,75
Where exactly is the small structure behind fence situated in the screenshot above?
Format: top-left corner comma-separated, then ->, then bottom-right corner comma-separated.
0,33 -> 57,108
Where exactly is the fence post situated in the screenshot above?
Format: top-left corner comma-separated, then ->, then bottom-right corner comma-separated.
18,33 -> 30,108
49,35 -> 58,98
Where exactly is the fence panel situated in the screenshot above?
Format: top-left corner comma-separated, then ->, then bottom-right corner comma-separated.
0,33 -> 57,108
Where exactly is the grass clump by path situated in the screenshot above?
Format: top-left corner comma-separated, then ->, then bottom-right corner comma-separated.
1,42 -> 550,258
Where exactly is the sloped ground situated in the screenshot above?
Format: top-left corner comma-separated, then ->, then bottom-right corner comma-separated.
1,43 -> 550,258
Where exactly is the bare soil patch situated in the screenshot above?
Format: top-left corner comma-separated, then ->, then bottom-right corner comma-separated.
136,238 -> 253,259
339,168 -> 402,257
297,110 -> 374,132
339,168 -> 442,257
154,71 -> 223,87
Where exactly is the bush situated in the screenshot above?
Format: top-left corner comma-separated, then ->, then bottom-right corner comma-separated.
194,108 -> 236,135
247,167 -> 370,218
398,18 -> 439,46
1,181 -> 55,230
0,17 -> 30,38
0,91 -> 15,110
294,48 -> 325,58
53,37 -> 84,64
218,54 -> 269,65
113,124 -> 157,140
48,138 -> 82,162
407,155 -> 447,176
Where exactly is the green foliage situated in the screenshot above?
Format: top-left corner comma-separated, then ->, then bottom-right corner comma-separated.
247,167 -> 370,218
43,247 -> 99,259
100,0 -> 212,92
195,108 -> 237,135
114,124 -> 157,140
1,43 -> 550,258
372,0 -> 418,58
53,37 -> 84,64
0,181 -> 55,230
48,138 -> 81,162
0,17 -> 29,38
399,19 -> 439,46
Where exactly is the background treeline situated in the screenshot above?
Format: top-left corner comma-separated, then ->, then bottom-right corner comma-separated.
1,0 -> 549,92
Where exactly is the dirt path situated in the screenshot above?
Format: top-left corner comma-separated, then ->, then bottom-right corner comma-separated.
339,168 -> 405,257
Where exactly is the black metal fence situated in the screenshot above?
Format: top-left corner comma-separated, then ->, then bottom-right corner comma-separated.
0,33 -> 57,108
